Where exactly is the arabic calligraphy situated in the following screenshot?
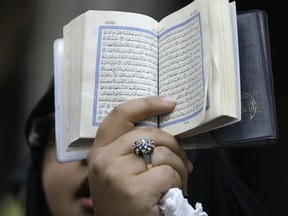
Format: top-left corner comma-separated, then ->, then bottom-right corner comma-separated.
93,26 -> 158,125
159,14 -> 204,125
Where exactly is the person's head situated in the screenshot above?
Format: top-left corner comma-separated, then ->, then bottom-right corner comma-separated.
25,81 -> 94,216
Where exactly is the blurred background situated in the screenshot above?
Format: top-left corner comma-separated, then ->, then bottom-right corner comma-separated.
0,0 -> 287,215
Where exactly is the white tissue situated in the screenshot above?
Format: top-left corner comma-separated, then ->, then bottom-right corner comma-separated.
159,188 -> 208,216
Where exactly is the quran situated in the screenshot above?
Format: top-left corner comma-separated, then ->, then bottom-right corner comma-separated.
54,0 -> 241,162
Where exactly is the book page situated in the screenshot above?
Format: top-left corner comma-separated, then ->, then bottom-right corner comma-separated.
74,11 -> 160,138
176,0 -> 240,139
158,0 -> 210,136
54,39 -> 91,162
192,0 -> 240,131
207,0 -> 239,118
92,26 -> 159,127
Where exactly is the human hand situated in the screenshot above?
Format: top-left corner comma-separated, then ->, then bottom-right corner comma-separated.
87,96 -> 193,216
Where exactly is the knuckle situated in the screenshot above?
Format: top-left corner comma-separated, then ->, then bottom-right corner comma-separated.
109,104 -> 126,117
122,185 -> 138,201
87,149 -> 106,173
157,146 -> 173,158
102,167 -> 119,186
139,97 -> 154,116
161,165 -> 181,184
142,126 -> 159,136
161,165 -> 175,176
140,97 -> 151,107
89,157 -> 120,188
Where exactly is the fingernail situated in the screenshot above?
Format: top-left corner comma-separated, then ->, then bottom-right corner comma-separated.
161,96 -> 176,104
187,160 -> 193,173
183,186 -> 188,197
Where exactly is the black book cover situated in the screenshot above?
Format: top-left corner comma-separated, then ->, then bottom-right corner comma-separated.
181,10 -> 279,148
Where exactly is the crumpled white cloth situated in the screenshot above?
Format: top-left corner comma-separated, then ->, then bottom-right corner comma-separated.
159,188 -> 208,216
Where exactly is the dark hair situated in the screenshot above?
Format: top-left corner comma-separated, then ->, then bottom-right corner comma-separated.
25,80 -> 55,216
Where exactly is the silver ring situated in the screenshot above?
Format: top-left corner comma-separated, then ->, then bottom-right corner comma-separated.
132,138 -> 155,165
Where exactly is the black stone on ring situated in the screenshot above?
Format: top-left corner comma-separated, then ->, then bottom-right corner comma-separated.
132,138 -> 155,165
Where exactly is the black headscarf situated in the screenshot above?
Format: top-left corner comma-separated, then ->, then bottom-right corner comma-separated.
25,80 -> 54,216
24,80 -> 270,216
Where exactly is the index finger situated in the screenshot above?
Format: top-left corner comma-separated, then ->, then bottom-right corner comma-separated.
94,96 -> 176,147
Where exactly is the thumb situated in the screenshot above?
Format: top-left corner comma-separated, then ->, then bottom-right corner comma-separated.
93,96 -> 176,147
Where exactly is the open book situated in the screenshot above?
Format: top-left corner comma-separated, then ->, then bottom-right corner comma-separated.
54,0 -> 241,162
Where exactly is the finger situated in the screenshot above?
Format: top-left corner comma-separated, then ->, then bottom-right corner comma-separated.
94,96 -> 176,147
151,146 -> 188,195
135,165 -> 182,196
116,146 -> 189,196
96,127 -> 192,173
